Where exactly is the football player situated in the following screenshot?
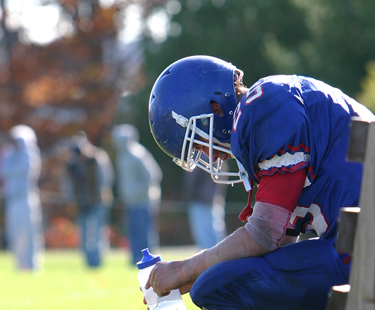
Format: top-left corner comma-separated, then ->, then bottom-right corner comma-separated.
146,55 -> 374,309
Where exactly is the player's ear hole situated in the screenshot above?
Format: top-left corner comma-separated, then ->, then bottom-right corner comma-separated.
210,101 -> 224,117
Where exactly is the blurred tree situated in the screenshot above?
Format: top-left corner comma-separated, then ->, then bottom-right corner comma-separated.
293,0 -> 375,97
0,0 -> 123,148
357,61 -> 375,113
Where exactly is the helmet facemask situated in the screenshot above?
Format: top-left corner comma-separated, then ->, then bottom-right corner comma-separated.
171,110 -> 251,190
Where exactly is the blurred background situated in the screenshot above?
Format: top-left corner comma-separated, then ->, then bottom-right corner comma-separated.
0,0 -> 375,251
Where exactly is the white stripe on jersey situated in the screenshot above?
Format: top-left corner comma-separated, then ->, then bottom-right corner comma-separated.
258,152 -> 310,171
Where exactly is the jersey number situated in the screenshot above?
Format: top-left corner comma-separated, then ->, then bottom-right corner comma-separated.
290,203 -> 329,236
233,85 -> 264,132
245,85 -> 264,105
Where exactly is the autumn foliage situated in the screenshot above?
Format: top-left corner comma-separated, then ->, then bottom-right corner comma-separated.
0,3 -> 121,148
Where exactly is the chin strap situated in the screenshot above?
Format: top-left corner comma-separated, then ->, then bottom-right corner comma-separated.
238,178 -> 254,222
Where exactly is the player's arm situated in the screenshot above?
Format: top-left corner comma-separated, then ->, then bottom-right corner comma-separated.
192,167 -> 306,270
146,225 -> 269,297
147,168 -> 306,296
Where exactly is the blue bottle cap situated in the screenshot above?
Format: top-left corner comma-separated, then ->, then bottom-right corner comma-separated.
136,248 -> 162,269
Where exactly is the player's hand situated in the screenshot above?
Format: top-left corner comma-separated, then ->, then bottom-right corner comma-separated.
145,260 -> 194,297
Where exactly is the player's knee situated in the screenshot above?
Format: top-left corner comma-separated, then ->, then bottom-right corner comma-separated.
190,274 -> 212,305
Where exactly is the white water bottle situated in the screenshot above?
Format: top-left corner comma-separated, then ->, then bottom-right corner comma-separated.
137,248 -> 187,310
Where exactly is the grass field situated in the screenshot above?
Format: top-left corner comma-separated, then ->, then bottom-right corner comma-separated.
0,247 -> 200,310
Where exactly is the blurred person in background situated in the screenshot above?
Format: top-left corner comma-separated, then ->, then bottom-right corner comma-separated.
182,154 -> 227,250
0,125 -> 44,271
111,124 -> 162,265
63,131 -> 114,268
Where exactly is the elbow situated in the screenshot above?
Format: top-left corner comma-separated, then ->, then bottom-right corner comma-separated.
244,218 -> 286,252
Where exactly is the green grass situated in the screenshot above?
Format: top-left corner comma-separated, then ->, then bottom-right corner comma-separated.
0,248 -> 200,310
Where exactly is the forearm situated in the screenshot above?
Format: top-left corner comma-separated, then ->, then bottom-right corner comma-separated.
182,226 -> 269,281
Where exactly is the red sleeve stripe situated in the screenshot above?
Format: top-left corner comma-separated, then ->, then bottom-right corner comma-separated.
255,168 -> 307,212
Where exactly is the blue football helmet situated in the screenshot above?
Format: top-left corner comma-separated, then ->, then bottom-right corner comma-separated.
149,55 -> 250,189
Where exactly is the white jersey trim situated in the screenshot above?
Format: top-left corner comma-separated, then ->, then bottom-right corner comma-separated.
258,151 -> 310,171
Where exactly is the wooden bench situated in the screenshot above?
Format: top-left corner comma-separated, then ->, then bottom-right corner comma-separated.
327,118 -> 375,310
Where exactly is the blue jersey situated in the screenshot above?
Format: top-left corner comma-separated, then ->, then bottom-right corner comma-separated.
231,75 -> 375,244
